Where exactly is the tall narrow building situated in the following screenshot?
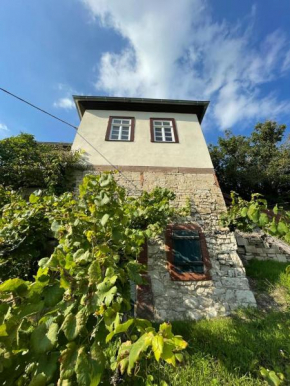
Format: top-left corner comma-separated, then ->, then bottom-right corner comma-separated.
72,96 -> 256,320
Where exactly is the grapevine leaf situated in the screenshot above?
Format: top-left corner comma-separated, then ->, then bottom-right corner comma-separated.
106,319 -> 134,342
259,213 -> 269,227
90,340 -> 106,386
0,324 -> 8,336
36,352 -> 59,383
76,346 -> 91,386
43,285 -> 64,307
161,342 -> 176,366
88,260 -> 102,285
152,335 -> 164,361
61,309 -> 87,341
247,205 -> 259,223
28,373 -> 47,386
277,221 -> 288,235
0,278 -> 29,293
31,322 -> 58,354
128,333 -> 152,374
29,194 -> 40,204
240,207 -> 248,217
60,342 -> 78,380
101,214 -> 109,227
51,220 -> 61,233
126,261 -> 143,285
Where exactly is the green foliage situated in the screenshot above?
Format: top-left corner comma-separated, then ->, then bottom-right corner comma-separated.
209,121 -> 290,205
0,187 -> 57,280
0,133 -> 81,194
147,310 -> 290,385
221,192 -> 290,244
0,173 -> 187,385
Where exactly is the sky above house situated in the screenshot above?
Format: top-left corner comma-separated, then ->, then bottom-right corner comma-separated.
0,0 -> 290,145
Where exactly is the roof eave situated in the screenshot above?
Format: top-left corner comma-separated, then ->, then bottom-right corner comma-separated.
73,95 -> 210,123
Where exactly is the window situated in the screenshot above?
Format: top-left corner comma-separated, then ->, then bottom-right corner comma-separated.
165,224 -> 211,281
105,117 -> 135,142
150,118 -> 179,143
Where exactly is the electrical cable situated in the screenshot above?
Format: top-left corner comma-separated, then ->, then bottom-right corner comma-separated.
0,87 -> 142,194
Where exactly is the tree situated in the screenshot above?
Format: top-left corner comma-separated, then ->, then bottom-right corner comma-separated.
0,133 -> 81,194
209,121 -> 290,206
0,173 -> 188,385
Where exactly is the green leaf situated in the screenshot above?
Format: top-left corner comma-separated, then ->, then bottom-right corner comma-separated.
31,322 -> 58,354
0,324 -> 8,336
260,367 -> 282,386
126,261 -> 143,285
28,373 -> 47,386
36,352 -> 59,383
76,346 -> 91,386
175,353 -> 183,363
259,212 -> 269,227
240,207 -> 248,217
159,323 -> 173,338
106,319 -> 134,342
152,335 -> 164,361
43,285 -> 64,307
273,205 -> 279,215
60,342 -> 78,380
0,278 -> 29,293
88,260 -> 102,285
269,219 -> 278,235
284,232 -> 290,243
51,220 -> 61,233
128,333 -> 152,374
90,340 -> 106,386
100,175 -> 111,187
101,214 -> 109,227
61,309 -> 87,341
29,193 -> 40,204
161,342 -> 176,366
101,194 -> 110,206
247,204 -> 259,223
277,221 -> 288,235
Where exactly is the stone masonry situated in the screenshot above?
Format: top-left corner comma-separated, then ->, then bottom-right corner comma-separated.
75,167 -> 257,321
236,230 -> 290,264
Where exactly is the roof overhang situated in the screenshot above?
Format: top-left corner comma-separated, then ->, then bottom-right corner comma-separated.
73,96 -> 209,124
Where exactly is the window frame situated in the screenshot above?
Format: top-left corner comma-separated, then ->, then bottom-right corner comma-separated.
105,116 -> 135,142
165,224 -> 211,281
150,118 -> 179,143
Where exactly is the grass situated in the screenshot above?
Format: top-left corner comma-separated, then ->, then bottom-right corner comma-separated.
245,259 -> 290,293
146,260 -> 290,385
148,309 -> 290,385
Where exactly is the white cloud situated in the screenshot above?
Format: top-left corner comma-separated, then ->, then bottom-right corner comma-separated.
53,97 -> 75,110
0,123 -> 10,139
81,0 -> 290,129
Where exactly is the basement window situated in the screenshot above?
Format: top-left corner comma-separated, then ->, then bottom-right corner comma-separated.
105,117 -> 135,142
165,224 -> 211,281
150,118 -> 179,143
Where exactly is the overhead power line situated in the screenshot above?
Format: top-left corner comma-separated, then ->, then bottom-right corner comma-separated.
0,87 -> 78,130
0,87 -> 142,194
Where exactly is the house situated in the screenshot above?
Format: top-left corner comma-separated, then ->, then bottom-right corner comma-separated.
72,96 -> 256,321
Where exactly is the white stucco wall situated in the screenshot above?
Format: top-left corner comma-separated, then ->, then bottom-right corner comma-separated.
72,109 -> 213,169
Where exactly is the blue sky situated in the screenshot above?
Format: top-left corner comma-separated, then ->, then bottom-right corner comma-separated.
0,0 -> 290,145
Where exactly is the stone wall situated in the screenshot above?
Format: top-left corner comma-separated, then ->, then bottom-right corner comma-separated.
75,167 -> 256,320
236,230 -> 290,263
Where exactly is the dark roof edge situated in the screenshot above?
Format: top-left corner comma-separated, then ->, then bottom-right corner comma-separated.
73,95 -> 209,124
